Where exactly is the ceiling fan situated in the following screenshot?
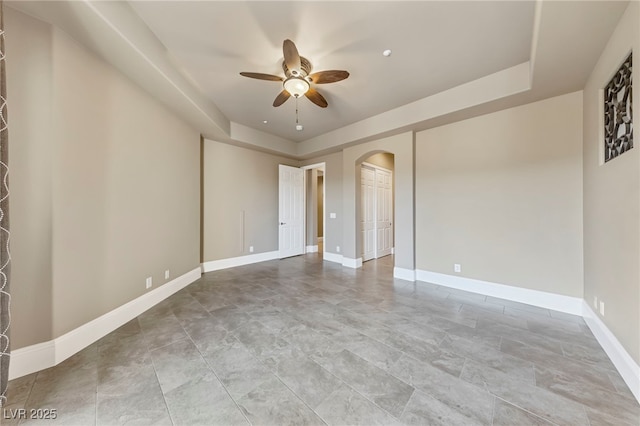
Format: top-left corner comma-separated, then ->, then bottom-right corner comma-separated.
240,39 -> 349,109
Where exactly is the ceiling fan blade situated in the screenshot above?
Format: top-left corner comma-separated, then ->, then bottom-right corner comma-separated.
283,39 -> 301,72
305,88 -> 328,108
309,70 -> 350,84
240,72 -> 283,81
273,90 -> 291,107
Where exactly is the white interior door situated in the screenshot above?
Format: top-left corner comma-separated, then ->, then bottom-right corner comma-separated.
279,165 -> 305,258
361,166 -> 376,261
376,169 -> 393,258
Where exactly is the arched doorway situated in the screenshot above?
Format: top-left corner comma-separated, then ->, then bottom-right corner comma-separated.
341,132 -> 416,281
360,152 -> 394,262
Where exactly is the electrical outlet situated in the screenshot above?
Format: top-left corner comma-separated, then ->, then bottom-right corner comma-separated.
594,296 -> 598,309
249,246 -> 254,253
599,301 -> 605,316
336,246 -> 341,253
164,270 -> 170,280
330,212 -> 337,219
454,264 -> 461,273
145,277 -> 152,289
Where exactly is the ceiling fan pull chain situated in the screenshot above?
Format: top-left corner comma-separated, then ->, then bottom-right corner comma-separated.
295,98 -> 303,131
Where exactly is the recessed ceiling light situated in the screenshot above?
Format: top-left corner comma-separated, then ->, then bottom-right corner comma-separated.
263,120 -> 268,124
296,124 -> 304,131
382,49 -> 392,57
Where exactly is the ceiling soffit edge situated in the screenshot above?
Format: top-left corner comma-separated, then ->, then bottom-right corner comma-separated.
82,0 -> 231,138
528,0 -> 544,86
9,0 -> 231,140
295,62 -> 532,158
18,0 -> 623,161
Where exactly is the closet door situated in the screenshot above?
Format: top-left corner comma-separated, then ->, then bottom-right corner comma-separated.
361,166 -> 376,261
376,169 -> 393,258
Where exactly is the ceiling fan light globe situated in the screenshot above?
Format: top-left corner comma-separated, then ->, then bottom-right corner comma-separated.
283,77 -> 310,98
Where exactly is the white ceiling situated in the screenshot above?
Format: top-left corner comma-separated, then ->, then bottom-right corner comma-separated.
129,1 -> 534,142
9,1 -> 630,158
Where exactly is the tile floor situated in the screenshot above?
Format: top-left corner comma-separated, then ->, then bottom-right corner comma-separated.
4,254 -> 640,425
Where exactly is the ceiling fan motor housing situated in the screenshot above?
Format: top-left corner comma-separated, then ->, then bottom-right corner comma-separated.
283,56 -> 312,78
240,39 -> 346,108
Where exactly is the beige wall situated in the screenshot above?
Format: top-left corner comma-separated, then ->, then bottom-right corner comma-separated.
202,140 -> 298,261
8,8 -> 201,345
6,7 -> 54,348
415,92 -> 584,297
583,2 -> 639,364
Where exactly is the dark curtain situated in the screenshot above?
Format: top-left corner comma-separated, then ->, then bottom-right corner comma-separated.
0,0 -> 11,408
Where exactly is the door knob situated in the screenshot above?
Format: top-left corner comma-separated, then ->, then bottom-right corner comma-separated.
280,222 -> 286,225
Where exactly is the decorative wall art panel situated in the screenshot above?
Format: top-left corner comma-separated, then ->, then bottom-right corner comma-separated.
604,53 -> 633,162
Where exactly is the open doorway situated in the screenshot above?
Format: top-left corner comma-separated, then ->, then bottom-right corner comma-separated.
317,171 -> 324,254
360,153 -> 394,262
302,163 -> 325,256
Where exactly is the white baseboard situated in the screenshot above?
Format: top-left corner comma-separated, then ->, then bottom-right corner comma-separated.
201,251 -> 279,272
415,269 -> 639,403
582,302 -> 640,403
8,341 -> 55,381
323,252 -> 343,264
416,269 -> 583,315
306,245 -> 319,253
394,267 -> 416,282
343,257 -> 363,269
9,267 -> 202,381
